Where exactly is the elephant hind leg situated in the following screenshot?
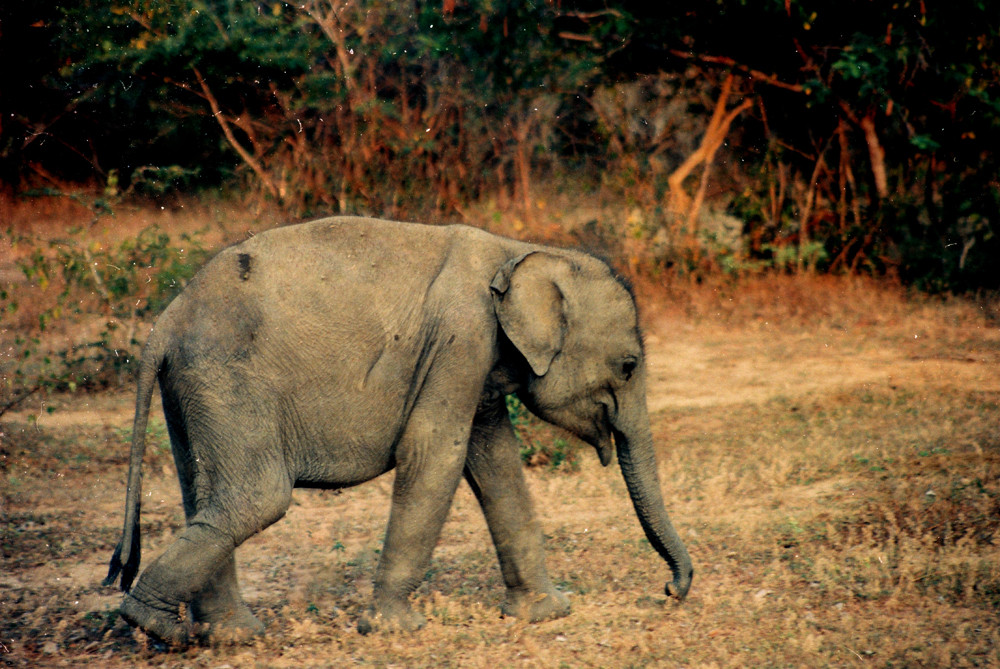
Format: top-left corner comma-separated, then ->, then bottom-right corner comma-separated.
121,472 -> 292,645
120,521 -> 234,645
190,554 -> 264,643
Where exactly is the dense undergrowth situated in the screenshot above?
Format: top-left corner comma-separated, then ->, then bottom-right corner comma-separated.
4,1 -> 999,291
1,221 -> 209,415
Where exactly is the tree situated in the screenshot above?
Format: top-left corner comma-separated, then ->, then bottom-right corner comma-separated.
3,1 -> 997,289
614,0 -> 1000,287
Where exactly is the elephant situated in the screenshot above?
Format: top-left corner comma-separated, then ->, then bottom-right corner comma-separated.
104,216 -> 693,644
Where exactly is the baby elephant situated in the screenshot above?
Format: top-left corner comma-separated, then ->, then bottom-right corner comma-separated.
104,216 -> 692,644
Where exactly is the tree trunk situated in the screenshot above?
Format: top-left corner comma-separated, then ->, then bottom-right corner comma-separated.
667,74 -> 753,234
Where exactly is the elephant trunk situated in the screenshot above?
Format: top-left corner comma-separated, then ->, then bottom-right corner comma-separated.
613,399 -> 693,600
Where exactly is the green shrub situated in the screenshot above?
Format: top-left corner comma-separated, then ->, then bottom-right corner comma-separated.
507,395 -> 580,472
1,226 -> 209,416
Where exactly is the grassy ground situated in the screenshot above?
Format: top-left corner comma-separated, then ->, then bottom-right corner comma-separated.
2,202 -> 999,667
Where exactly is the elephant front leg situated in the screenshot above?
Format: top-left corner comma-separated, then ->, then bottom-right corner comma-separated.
464,405 -> 570,622
360,414 -> 470,634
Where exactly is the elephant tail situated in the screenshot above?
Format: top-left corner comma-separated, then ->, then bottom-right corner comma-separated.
103,332 -> 165,592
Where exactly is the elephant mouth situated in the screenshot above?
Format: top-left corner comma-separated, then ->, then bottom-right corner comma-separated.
590,404 -> 615,467
579,423 -> 614,467
596,438 -> 614,467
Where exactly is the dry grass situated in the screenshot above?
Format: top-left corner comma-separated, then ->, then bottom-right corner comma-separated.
2,200 -> 999,667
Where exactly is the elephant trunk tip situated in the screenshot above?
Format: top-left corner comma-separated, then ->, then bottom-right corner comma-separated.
665,566 -> 693,601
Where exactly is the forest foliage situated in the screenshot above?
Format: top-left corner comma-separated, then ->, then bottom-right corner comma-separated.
2,0 -> 999,290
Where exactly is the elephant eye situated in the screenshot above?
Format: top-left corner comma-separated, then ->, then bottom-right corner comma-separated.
621,357 -> 638,381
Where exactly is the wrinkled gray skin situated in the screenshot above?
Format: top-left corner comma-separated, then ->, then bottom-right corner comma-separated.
104,216 -> 692,644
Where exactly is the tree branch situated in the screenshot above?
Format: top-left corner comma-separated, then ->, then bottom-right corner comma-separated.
798,134 -> 834,271
837,101 -> 888,200
669,49 -> 804,93
300,0 -> 359,93
668,74 -> 753,230
191,67 -> 282,200
0,385 -> 41,419
859,114 -> 889,200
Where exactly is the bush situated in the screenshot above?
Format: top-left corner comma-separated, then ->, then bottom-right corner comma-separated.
507,395 -> 580,471
1,225 -> 209,416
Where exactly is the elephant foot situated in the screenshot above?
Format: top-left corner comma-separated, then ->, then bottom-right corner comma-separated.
119,591 -> 190,646
502,587 -> 570,623
193,605 -> 265,645
357,600 -> 426,635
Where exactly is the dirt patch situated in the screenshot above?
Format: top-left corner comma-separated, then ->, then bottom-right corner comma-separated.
644,323 -> 1000,412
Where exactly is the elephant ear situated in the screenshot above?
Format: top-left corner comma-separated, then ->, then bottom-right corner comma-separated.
490,252 -> 568,376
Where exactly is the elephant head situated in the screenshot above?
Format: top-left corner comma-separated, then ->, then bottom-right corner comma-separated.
491,252 -> 694,600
